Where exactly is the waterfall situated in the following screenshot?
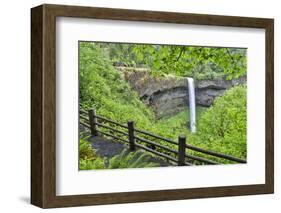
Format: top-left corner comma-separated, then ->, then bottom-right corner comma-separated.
187,77 -> 196,133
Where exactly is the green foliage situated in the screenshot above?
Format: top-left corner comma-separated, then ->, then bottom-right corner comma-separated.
80,157 -> 106,170
153,107 -> 207,140
79,42 -> 154,126
94,43 -> 247,80
79,137 -> 96,160
79,138 -> 107,170
188,85 -> 247,162
107,149 -> 160,169
134,45 -> 246,80
79,149 -> 160,170
79,42 -> 247,166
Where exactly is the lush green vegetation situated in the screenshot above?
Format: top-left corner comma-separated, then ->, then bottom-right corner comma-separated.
96,43 -> 246,80
196,86 -> 246,157
187,85 -> 246,163
79,138 -> 160,170
79,42 -> 247,167
79,42 -> 154,129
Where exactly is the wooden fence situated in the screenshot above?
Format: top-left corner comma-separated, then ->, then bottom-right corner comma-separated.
79,108 -> 246,166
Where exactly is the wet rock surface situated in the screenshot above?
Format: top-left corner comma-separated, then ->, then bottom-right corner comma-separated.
116,67 -> 246,118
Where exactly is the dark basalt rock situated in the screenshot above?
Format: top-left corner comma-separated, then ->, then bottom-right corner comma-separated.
116,67 -> 246,118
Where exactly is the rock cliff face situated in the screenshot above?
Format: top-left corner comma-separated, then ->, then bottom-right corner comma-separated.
116,67 -> 246,118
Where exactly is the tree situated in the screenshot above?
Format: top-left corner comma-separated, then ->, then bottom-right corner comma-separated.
131,45 -> 246,80
95,43 -> 247,80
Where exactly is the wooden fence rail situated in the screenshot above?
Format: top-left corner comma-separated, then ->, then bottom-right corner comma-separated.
79,108 -> 246,166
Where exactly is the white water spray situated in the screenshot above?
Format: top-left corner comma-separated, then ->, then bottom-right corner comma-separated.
187,77 -> 196,133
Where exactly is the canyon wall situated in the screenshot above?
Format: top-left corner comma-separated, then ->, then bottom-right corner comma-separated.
116,67 -> 246,118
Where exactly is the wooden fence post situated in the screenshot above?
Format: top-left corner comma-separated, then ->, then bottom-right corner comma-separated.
128,121 -> 136,151
88,109 -> 98,136
178,135 -> 186,166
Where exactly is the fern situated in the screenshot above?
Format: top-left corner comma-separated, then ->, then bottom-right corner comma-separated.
80,158 -> 106,170
79,149 -> 160,170
108,149 -> 160,169
79,137 -> 96,160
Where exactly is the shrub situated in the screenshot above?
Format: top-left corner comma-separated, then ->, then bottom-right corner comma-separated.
79,42 -> 154,125
80,158 -> 106,170
79,137 -> 96,160
189,85 -> 247,161
108,149 -> 160,169
79,149 -> 160,170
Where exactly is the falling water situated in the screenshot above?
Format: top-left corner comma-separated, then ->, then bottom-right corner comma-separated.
187,77 -> 196,133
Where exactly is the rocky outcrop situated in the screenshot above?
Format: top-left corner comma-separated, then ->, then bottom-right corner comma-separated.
116,67 -> 246,118
195,77 -> 246,106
